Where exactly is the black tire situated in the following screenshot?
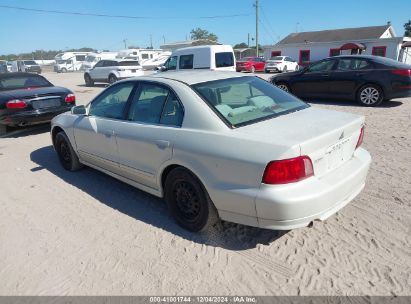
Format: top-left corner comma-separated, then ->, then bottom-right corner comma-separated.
108,74 -> 118,84
164,167 -> 219,232
0,124 -> 7,136
283,65 -> 288,72
357,84 -> 384,107
84,73 -> 94,87
276,82 -> 291,93
61,68 -> 67,73
264,69 -> 269,73
250,66 -> 256,73
54,132 -> 83,171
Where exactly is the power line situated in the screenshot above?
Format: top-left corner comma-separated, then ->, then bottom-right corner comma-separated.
0,4 -> 251,20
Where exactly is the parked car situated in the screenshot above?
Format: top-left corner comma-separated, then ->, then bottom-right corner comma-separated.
20,60 -> 42,74
0,61 -> 7,73
84,59 -> 143,86
6,62 -> 13,72
236,57 -> 266,73
51,71 -> 371,232
158,45 -> 236,72
265,56 -> 299,73
0,72 -> 75,135
270,55 -> 411,106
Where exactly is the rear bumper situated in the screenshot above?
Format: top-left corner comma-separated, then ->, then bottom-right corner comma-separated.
1,107 -> 73,127
255,148 -> 371,230
265,66 -> 281,72
385,88 -> 411,100
236,66 -> 251,72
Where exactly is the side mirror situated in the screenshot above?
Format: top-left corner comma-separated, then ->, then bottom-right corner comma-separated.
71,105 -> 87,115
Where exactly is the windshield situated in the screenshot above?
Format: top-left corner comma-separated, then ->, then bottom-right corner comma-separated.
192,76 -> 308,127
85,56 -> 96,62
23,60 -> 37,65
56,60 -> 66,64
0,75 -> 52,91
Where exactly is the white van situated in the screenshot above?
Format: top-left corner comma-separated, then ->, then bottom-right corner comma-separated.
81,52 -> 118,70
54,52 -> 91,73
159,45 -> 236,72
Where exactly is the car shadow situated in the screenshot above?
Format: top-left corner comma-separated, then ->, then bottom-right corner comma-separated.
306,99 -> 403,108
0,124 -> 50,138
30,145 -> 287,251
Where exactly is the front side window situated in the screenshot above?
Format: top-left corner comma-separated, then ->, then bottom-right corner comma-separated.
193,76 -> 308,127
215,52 -> 234,68
94,60 -> 105,68
89,82 -> 134,119
179,55 -> 194,69
165,56 -> 177,70
306,60 -> 335,73
76,55 -> 86,61
127,83 -> 183,126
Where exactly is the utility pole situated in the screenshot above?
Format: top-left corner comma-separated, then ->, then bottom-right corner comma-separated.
150,34 -> 153,49
123,39 -> 127,49
255,0 -> 259,57
247,33 -> 250,47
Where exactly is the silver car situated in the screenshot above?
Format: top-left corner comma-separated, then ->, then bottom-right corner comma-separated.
51,71 -> 371,232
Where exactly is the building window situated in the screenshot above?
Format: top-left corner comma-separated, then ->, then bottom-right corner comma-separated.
329,48 -> 340,57
299,50 -> 310,66
372,46 -> 387,57
271,51 -> 281,57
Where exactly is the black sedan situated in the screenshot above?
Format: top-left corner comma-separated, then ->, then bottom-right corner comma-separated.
0,72 -> 75,135
270,55 -> 411,106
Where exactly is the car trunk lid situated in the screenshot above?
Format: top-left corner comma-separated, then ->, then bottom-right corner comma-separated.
232,107 -> 364,177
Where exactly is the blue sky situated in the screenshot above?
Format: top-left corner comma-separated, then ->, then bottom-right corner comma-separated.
0,0 -> 409,54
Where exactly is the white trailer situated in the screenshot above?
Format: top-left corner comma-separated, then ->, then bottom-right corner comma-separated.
81,52 -> 118,70
54,52 -> 91,73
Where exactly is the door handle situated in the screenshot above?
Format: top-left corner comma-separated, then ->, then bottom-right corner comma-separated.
155,140 -> 170,149
321,74 -> 329,77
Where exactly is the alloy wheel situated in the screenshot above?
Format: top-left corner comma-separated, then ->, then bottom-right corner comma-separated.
360,87 -> 380,105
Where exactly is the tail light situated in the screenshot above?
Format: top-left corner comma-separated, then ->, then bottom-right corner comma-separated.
262,156 -> 314,185
6,99 -> 27,109
391,69 -> 411,77
356,126 -> 365,149
117,68 -> 126,71
64,94 -> 76,104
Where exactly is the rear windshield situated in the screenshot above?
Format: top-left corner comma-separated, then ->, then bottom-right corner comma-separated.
369,56 -> 411,68
270,56 -> 283,60
23,60 -> 37,65
215,52 -> 234,68
192,76 -> 308,127
118,61 -> 140,66
0,75 -> 52,91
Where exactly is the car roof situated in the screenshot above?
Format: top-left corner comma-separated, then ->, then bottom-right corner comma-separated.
146,71 -> 248,85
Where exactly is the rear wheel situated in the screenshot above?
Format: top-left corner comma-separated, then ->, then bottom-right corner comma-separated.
357,84 -> 383,106
276,82 -> 290,93
283,65 -> 288,72
109,74 -> 118,84
250,66 -> 256,73
164,167 -> 219,232
264,69 -> 269,73
84,73 -> 94,87
61,68 -> 67,73
55,132 -> 83,171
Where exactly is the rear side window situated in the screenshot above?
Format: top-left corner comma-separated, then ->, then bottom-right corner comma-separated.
118,61 -> 140,66
215,52 -> 234,68
179,55 -> 194,69
337,59 -> 372,71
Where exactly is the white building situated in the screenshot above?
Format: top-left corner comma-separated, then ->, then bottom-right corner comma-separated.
263,25 -> 411,66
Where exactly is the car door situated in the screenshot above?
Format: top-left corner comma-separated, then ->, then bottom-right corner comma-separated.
291,59 -> 337,98
115,81 -> 184,189
89,60 -> 105,80
103,60 -> 116,80
329,58 -> 373,97
73,82 -> 136,174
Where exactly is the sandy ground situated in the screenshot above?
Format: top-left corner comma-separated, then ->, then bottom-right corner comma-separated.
0,71 -> 410,295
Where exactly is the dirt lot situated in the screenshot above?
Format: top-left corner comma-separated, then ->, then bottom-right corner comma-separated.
0,71 -> 410,295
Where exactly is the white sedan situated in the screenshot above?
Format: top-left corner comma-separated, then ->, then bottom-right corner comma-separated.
51,71 -> 371,232
265,56 -> 299,73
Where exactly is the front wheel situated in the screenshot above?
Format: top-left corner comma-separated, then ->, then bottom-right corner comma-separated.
0,124 -> 7,136
55,132 -> 83,171
164,168 -> 219,232
282,65 -> 288,72
250,66 -> 256,73
276,82 -> 290,93
61,68 -> 67,73
84,74 -> 94,87
109,74 -> 118,84
357,84 -> 383,106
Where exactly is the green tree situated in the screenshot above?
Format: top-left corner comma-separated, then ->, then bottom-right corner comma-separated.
404,20 -> 411,37
233,42 -> 249,49
190,28 -> 218,41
